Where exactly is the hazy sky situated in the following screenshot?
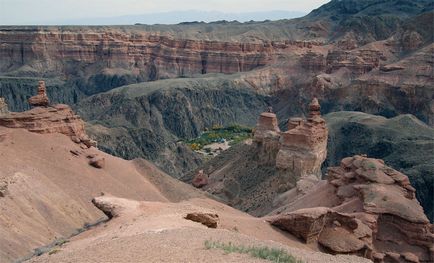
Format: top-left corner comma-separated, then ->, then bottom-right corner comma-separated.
0,0 -> 330,25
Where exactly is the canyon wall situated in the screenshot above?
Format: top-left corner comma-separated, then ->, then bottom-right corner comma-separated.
0,27 -> 322,96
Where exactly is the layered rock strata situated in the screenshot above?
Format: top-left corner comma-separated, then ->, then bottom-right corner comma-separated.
269,155 -> 434,263
0,104 -> 96,147
275,98 -> 328,179
326,49 -> 384,75
253,98 -> 328,180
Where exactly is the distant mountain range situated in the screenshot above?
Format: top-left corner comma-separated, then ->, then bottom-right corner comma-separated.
42,10 -> 306,25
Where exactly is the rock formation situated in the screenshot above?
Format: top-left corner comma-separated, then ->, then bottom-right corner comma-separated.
0,81 -> 97,148
269,155 -> 434,263
253,98 -> 328,180
88,156 -> 105,169
325,50 -> 384,76
0,104 -> 96,148
276,98 -> 328,179
324,111 -> 434,223
253,112 -> 281,142
0,97 -> 8,115
187,99 -> 329,216
192,170 -> 208,188
300,51 -> 326,71
184,212 -> 219,228
28,80 -> 49,107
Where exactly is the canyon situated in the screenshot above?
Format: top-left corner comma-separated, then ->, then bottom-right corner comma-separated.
1,89 -> 432,262
0,0 -> 433,262
0,90 -> 373,263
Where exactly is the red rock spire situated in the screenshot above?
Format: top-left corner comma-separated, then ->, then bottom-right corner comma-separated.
28,80 -> 50,107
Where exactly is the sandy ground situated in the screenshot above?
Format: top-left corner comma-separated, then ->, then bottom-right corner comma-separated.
28,197 -> 371,263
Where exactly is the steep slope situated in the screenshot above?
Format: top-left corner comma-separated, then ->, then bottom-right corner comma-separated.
77,75 -> 271,177
0,127 -> 170,262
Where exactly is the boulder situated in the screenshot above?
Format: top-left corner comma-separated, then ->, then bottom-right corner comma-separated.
192,170 -> 208,188
89,156 -> 105,169
318,227 -> 365,253
184,212 -> 219,228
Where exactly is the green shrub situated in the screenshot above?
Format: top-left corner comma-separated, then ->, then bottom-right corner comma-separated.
187,124 -> 253,151
204,240 -> 302,263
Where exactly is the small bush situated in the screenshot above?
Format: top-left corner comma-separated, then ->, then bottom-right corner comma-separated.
204,240 -> 302,263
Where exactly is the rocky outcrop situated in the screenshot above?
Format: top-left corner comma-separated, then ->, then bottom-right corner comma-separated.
326,49 -> 384,75
0,105 -> 96,148
185,99 -> 328,216
0,81 -> 97,147
88,155 -> 105,169
192,170 -> 208,188
91,195 -> 141,219
253,112 -> 281,142
0,97 -> 8,115
325,111 -> 434,222
269,155 -> 434,263
184,212 -> 219,228
276,98 -> 328,179
253,98 -> 328,180
0,105 -> 88,142
28,80 -> 49,107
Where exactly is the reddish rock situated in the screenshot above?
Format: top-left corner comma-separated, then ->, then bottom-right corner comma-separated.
275,98 -> 328,179
270,155 -> 433,262
318,227 -> 365,253
89,156 -> 105,169
184,212 -> 219,228
28,80 -> 49,107
269,207 -> 333,243
0,104 -> 96,147
192,170 -> 208,188
300,51 -> 326,71
253,112 -> 280,142
326,49 -> 383,75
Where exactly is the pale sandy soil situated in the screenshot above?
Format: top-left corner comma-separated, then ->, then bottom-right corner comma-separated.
28,197 -> 371,263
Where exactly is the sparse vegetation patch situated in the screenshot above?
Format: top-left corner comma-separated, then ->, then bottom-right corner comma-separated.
186,125 -> 252,152
204,240 -> 302,263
